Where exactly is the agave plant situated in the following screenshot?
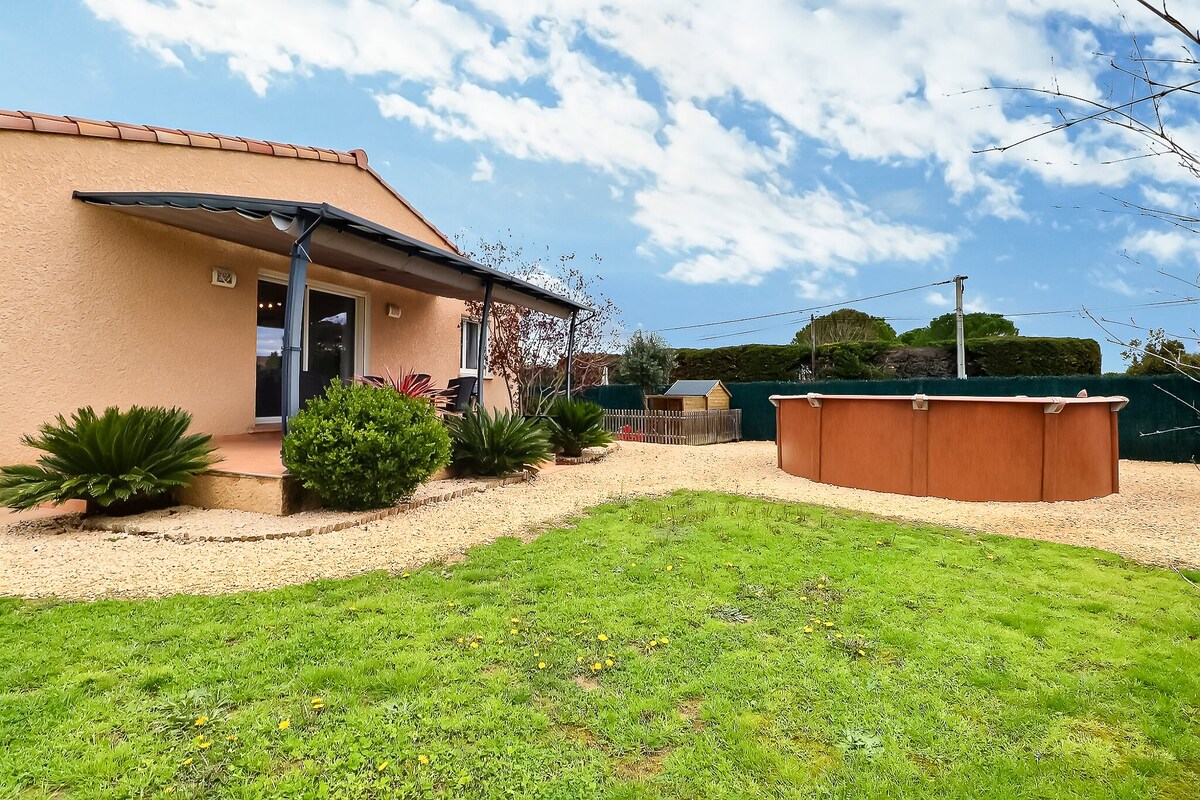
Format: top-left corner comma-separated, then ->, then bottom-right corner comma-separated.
544,398 -> 614,457
446,408 -> 552,476
359,368 -> 439,401
0,406 -> 218,515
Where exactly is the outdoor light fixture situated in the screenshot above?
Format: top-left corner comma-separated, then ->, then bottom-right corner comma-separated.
385,302 -> 402,318
211,267 -> 237,288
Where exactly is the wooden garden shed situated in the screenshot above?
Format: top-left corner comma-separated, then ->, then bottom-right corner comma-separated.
647,380 -> 732,412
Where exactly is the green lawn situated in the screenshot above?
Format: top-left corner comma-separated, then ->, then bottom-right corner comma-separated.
2,492 -> 1198,799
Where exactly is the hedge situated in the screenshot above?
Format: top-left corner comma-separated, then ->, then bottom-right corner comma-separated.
671,337 -> 1101,382
966,337 -> 1101,377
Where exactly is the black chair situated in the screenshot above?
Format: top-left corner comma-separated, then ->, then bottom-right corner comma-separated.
441,376 -> 477,412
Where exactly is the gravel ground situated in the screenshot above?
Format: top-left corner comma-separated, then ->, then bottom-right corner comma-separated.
1,442 -> 1196,600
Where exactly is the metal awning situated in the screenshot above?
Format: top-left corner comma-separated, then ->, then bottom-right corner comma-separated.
72,191 -> 589,318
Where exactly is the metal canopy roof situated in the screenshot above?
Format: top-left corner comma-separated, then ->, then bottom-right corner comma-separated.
72,191 -> 589,318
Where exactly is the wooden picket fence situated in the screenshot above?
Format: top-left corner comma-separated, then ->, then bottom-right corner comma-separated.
603,409 -> 742,446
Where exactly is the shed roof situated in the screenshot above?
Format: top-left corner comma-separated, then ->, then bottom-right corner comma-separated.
663,380 -> 729,396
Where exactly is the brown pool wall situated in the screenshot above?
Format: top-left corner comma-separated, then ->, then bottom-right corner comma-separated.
772,394 -> 1128,502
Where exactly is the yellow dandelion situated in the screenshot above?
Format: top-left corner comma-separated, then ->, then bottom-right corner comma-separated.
858,649 -> 866,656
660,637 -> 669,644
605,658 -> 614,667
956,538 -> 965,543
278,719 -> 291,731
799,595 -> 808,601
457,637 -> 464,644
165,787 -> 175,795
226,734 -> 238,742
538,662 -> 547,669
198,739 -> 212,750
876,540 -> 883,546
591,662 -> 602,672
666,565 -> 673,571
418,754 -> 430,765
726,562 -> 734,567
377,760 -> 389,772
824,621 -> 834,628
182,758 -> 193,766
577,656 -> 584,663
194,715 -> 208,727
835,633 -> 844,639
511,617 -> 520,623
648,639 -> 658,647
510,628 -> 518,635
597,633 -> 608,642
803,626 -> 813,633
469,641 -> 479,649
987,554 -> 996,561
817,583 -> 826,589
311,696 -> 324,705
402,572 -> 411,578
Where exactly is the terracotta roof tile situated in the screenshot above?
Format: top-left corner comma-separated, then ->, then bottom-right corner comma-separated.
152,128 -> 190,146
267,141 -> 299,158
110,122 -> 157,142
212,134 -> 249,151
71,118 -> 121,139
182,130 -> 222,148
0,111 -> 34,131
242,138 -> 274,155
1,108 -> 460,252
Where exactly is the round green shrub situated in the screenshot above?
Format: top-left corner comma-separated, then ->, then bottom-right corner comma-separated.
282,382 -> 451,511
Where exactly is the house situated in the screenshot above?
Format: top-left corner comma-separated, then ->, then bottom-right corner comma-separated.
0,110 -> 587,512
646,380 -> 732,412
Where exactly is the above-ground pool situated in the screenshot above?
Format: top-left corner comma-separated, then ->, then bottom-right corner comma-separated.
771,393 -> 1129,502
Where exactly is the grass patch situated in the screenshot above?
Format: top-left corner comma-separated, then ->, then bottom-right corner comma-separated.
0,492 -> 1197,798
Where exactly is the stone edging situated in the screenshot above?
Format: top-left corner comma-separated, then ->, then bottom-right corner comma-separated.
556,442 -> 620,466
84,471 -> 535,544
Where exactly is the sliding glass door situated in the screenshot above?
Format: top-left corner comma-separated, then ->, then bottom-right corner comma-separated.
255,279 -> 363,422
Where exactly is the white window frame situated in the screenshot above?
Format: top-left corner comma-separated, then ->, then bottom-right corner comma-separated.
256,271 -> 370,425
460,317 -> 484,376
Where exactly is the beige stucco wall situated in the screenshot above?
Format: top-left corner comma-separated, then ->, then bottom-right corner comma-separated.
0,131 -> 506,465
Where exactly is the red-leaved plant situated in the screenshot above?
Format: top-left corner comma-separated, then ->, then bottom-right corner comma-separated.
359,368 -> 440,402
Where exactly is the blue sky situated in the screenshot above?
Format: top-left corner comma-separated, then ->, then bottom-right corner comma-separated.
3,0 -> 1198,369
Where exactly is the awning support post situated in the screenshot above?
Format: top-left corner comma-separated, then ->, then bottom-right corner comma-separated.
476,278 -> 494,408
281,212 -> 321,435
565,310 -> 578,397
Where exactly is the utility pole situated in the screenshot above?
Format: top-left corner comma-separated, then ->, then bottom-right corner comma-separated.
954,275 -> 968,379
809,313 -> 817,380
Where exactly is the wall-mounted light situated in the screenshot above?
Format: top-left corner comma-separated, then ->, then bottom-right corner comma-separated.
212,267 -> 237,288
385,302 -> 402,319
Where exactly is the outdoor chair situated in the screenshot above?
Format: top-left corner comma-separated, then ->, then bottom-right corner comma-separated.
435,376 -> 477,413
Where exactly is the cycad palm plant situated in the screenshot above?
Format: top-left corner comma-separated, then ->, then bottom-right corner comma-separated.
0,406 -> 218,515
447,407 -> 552,476
544,398 -> 613,457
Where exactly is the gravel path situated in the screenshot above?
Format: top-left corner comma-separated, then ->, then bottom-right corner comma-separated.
2,442 -> 1196,600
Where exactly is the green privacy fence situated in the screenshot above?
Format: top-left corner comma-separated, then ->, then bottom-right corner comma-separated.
586,375 -> 1200,463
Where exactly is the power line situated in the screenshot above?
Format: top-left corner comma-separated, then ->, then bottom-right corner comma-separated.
656,278 -> 956,333
691,296 -> 1199,343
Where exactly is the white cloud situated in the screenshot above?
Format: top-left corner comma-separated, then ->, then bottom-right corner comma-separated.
83,0 -> 1200,290
470,154 -> 494,183
1121,229 -> 1196,263
924,289 -> 992,313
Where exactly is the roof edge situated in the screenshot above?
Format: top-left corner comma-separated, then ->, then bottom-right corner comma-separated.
0,108 -> 461,253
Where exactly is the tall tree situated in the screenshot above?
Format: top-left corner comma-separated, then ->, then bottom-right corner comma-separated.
899,313 -> 1019,346
462,235 -> 621,414
792,309 -> 896,347
613,331 -> 675,397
